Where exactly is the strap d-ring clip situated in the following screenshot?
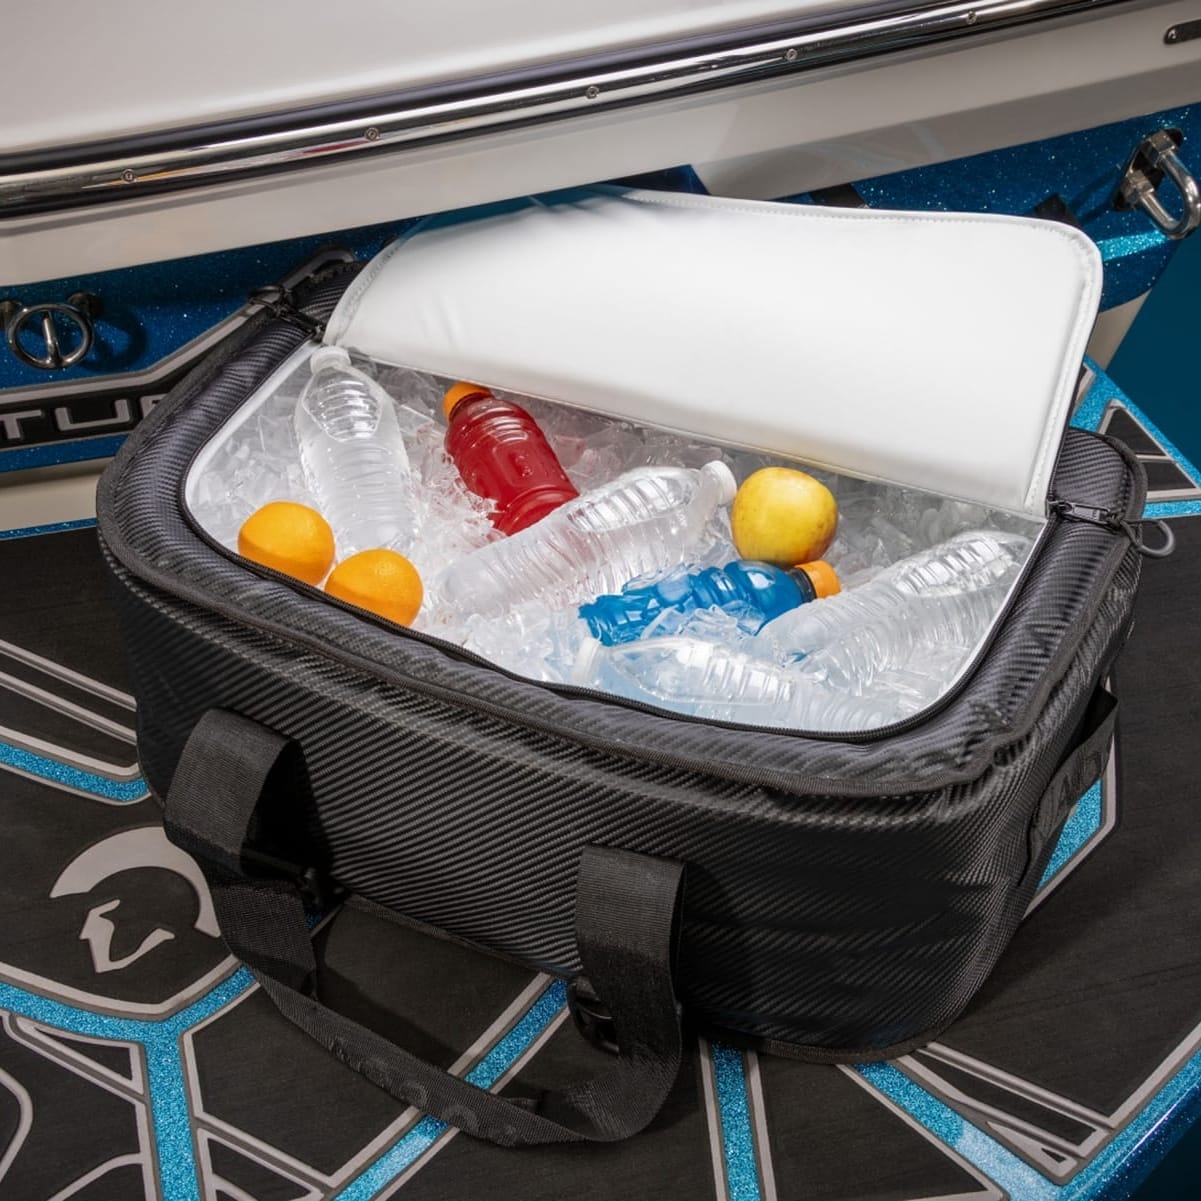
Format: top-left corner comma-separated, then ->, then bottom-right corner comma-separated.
246,285 -> 326,339
1124,517 -> 1176,559
567,975 -> 620,1055
1116,129 -> 1201,241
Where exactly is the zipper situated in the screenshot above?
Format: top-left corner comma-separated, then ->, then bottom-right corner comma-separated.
136,288 -> 1140,793
1048,499 -> 1128,532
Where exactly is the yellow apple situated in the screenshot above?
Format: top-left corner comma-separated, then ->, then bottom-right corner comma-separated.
731,467 -> 838,566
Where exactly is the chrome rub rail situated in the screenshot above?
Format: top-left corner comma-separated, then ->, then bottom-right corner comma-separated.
0,0 -> 1126,216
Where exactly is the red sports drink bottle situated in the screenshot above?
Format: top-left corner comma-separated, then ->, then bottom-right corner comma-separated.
442,382 -> 579,535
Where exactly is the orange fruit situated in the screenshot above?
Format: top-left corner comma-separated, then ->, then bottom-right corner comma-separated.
730,468 -> 838,566
325,549 -> 424,626
238,501 -> 335,585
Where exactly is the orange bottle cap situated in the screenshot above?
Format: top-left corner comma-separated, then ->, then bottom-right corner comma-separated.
797,560 -> 840,598
442,381 -> 493,421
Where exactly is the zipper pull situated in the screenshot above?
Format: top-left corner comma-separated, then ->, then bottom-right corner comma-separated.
1050,499 -> 1175,559
1049,499 -> 1123,529
246,284 -> 327,339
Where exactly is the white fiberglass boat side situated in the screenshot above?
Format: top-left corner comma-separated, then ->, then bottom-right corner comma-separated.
2,0 -> 1200,282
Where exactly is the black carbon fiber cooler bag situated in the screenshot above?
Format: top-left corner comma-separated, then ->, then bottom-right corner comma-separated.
97,191 -> 1153,1146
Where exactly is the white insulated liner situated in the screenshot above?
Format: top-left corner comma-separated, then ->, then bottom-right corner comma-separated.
325,187 -> 1103,518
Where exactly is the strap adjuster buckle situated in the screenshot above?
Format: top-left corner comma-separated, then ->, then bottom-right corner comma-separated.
296,865 -> 338,911
567,975 -> 620,1055
241,848 -> 337,911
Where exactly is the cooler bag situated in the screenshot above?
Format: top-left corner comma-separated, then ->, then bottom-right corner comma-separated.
96,189 -> 1152,1147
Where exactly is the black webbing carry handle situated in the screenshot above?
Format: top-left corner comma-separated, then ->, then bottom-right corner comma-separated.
164,709 -> 686,1147
1022,683 -> 1118,888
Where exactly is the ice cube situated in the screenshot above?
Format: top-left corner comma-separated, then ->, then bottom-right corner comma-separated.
393,404 -> 435,438
643,603 -> 763,649
450,604 -> 588,682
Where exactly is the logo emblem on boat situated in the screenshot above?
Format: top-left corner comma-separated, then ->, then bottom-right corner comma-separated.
0,640 -> 236,1015
50,827 -> 221,975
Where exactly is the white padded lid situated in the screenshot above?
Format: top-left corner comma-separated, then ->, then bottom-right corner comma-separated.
325,188 -> 1102,516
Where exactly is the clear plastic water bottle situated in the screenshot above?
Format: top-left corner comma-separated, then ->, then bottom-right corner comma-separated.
579,558 -> 840,646
437,461 -> 737,616
763,530 -> 1033,693
295,346 -> 418,555
572,636 -> 903,729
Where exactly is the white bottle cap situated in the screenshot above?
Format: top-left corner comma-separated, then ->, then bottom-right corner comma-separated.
702,460 -> 738,505
309,344 -> 352,375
